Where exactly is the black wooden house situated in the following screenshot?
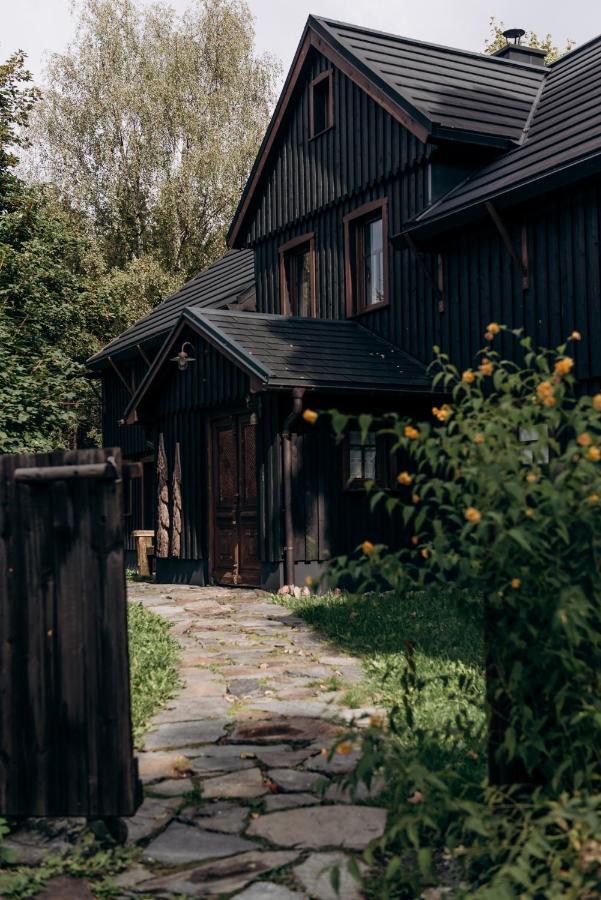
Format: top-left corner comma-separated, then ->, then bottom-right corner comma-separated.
88,17 -> 601,588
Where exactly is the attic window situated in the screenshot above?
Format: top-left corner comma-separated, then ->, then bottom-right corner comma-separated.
310,70 -> 333,137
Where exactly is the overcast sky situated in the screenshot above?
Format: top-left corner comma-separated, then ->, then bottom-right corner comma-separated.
1,0 -> 596,86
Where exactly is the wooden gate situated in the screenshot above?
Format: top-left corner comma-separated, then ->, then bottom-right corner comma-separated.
0,448 -> 141,818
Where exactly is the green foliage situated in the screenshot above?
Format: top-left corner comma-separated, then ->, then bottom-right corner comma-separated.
484,16 -> 575,64
128,600 -> 181,743
282,588 -> 485,770
0,843 -> 138,898
0,51 -> 39,193
321,327 -> 601,896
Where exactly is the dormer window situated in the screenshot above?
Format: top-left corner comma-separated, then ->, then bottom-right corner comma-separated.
310,70 -> 333,137
279,233 -> 316,317
344,199 -> 389,316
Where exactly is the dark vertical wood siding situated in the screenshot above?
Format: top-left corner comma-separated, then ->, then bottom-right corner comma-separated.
438,179 -> 601,381
101,359 -> 150,457
239,48 -> 436,358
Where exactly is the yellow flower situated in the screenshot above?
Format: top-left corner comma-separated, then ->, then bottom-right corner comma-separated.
526,472 -> 537,483
588,494 -> 600,505
420,548 -> 430,559
511,578 -> 521,589
397,471 -> 413,486
465,507 -> 481,523
537,380 -> 554,397
487,322 -> 501,335
592,394 -> 601,411
302,409 -> 318,424
305,575 -> 313,587
543,395 -> 556,407
577,433 -> 592,447
526,508 -> 535,517
587,447 -> 601,462
473,433 -> 485,445
462,369 -> 476,384
571,330 -> 582,341
479,359 -> 493,376
554,357 -> 574,376
412,494 -> 420,505
408,790 -> 424,805
484,331 -> 494,342
432,403 -> 452,423
337,741 -> 354,755
411,535 -> 419,546
404,425 -> 420,440
361,540 -> 375,555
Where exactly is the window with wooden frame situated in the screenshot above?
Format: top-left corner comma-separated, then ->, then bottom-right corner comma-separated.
310,69 -> 333,137
279,233 -> 316,317
344,199 -> 389,317
343,430 -> 395,491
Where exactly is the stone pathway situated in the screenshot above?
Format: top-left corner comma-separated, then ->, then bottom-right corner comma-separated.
3,584 -> 388,898
122,583 -> 386,897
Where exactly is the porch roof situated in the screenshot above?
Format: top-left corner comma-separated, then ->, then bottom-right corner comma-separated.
124,309 -> 430,422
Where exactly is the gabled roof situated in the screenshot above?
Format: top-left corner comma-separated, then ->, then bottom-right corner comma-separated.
404,35 -> 601,239
315,17 -> 545,144
227,15 -> 546,247
124,309 -> 430,421
87,249 -> 254,367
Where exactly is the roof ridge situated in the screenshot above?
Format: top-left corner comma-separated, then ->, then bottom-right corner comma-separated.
518,73 -> 548,145
311,14 -> 551,73
549,32 -> 601,68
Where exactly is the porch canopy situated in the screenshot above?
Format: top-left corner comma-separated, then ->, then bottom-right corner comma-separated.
124,308 -> 430,423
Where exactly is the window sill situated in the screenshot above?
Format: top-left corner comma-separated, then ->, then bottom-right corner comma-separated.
347,299 -> 390,319
308,125 -> 335,142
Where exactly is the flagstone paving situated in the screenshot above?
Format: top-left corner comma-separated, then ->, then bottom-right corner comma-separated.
120,582 -> 387,897
3,583 -> 387,898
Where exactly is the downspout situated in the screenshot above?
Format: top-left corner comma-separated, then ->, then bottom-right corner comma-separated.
282,387 -> 305,587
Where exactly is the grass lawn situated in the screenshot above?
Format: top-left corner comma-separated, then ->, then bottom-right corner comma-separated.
280,588 -> 486,769
128,600 -> 181,744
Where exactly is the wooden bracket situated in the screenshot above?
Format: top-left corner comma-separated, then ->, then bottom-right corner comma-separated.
486,202 -> 529,289
136,344 -> 151,367
107,356 -> 134,395
404,235 -> 445,312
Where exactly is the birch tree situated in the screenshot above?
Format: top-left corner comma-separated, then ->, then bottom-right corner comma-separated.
30,0 -> 280,277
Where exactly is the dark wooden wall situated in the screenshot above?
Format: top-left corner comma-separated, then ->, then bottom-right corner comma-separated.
102,357 -> 150,458
435,177 -> 601,383
236,47 -> 601,384
239,48 -> 438,358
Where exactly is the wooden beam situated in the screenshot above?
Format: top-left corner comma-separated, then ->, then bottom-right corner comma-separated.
486,202 -> 529,289
107,356 -> 133,395
136,344 -> 151,367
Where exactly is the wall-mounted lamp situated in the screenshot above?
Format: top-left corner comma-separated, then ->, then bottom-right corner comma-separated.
171,341 -> 196,372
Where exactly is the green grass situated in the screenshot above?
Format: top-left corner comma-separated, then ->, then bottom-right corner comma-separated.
279,589 -> 486,767
128,600 -> 181,744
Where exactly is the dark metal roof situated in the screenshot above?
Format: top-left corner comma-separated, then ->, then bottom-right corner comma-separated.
88,249 -> 255,366
227,16 -> 547,246
405,36 -> 601,238
312,17 -> 546,145
183,309 -> 430,390
124,309 -> 430,421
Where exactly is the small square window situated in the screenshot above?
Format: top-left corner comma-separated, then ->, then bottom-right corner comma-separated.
310,70 -> 333,137
346,431 -> 377,488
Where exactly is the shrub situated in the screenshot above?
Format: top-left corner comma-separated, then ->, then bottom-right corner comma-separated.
318,327 -> 601,896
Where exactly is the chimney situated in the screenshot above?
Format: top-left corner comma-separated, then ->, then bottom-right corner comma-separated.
493,28 -> 547,66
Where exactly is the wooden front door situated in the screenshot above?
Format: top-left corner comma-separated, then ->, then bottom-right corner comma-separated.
211,413 -> 260,586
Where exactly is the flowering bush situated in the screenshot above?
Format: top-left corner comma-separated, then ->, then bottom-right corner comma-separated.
315,328 -> 601,895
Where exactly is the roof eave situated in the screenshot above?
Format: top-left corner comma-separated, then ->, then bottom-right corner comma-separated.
399,153 -> 601,243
